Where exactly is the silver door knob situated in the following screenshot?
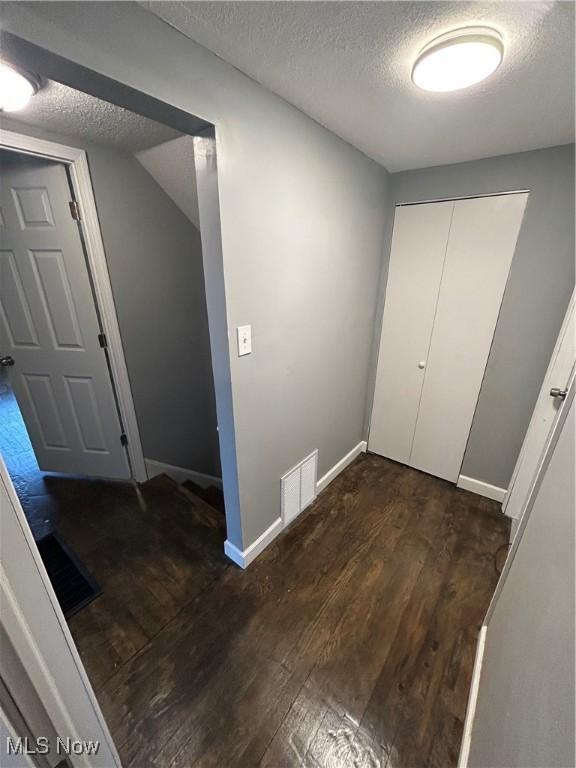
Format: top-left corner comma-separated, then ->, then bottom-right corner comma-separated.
550,387 -> 567,400
0,356 -> 14,367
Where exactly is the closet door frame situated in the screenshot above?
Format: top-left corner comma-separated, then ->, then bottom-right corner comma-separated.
394,189 -> 530,207
369,188 -> 530,482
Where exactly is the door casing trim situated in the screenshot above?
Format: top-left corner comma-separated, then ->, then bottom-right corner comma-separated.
0,127 -> 147,482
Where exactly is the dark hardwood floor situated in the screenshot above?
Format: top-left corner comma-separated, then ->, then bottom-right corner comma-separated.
56,453 -> 508,767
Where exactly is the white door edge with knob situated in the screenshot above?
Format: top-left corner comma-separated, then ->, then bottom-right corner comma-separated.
0,128 -> 146,482
503,289 -> 575,532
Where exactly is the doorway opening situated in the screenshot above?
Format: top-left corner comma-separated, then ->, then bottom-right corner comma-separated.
0,73 -> 235,710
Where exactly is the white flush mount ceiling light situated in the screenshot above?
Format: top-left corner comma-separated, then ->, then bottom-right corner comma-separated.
412,27 -> 504,93
0,61 -> 41,112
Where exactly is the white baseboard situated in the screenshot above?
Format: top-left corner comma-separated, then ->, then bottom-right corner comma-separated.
145,458 -> 222,490
458,625 -> 487,767
316,441 -> 367,494
225,441 -> 367,569
224,517 -> 283,569
457,474 -> 506,503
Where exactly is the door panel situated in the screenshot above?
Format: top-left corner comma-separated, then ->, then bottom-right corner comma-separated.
0,153 -> 129,478
368,201 -> 454,463
0,250 -> 39,346
31,249 -> 84,348
65,376 -> 108,452
410,193 -> 528,481
22,373 -> 68,449
12,184 -> 55,228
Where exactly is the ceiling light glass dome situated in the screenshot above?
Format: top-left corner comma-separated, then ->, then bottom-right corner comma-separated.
0,61 -> 41,112
412,27 -> 504,92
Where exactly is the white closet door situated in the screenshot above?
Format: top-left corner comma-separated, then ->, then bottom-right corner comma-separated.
410,193 -> 528,481
368,201 -> 454,463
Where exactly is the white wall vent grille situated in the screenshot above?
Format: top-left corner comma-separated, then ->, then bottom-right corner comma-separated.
281,450 -> 318,526
281,465 -> 301,525
300,454 -> 317,509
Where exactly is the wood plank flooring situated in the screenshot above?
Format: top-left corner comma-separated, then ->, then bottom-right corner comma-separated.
60,453 -> 509,768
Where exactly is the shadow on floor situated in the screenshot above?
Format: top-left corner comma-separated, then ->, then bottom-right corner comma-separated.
0,370 -> 63,540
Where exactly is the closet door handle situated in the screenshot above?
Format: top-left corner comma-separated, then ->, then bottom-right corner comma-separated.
418,361 -> 426,369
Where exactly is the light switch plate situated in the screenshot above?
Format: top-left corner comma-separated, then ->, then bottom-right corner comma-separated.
237,325 -> 252,356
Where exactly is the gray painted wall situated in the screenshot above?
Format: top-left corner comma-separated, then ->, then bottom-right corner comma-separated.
390,145 -> 575,488
136,136 -> 200,228
3,116 -> 220,477
87,144 -> 219,476
1,2 -> 392,549
468,397 -> 575,767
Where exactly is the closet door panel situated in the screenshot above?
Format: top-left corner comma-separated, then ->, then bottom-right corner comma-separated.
410,193 -> 528,481
368,201 -> 454,463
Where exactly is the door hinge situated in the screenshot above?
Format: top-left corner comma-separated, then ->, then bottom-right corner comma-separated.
69,200 -> 81,221
120,433 -> 128,447
98,332 -> 108,348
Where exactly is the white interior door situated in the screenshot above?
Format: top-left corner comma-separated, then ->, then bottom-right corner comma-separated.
0,456 -> 121,767
0,152 -> 130,478
410,193 -> 528,481
503,291 -> 574,525
368,201 -> 454,462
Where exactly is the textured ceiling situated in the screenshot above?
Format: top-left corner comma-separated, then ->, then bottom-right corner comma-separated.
147,1 -> 575,171
11,79 -> 180,153
5,78 -> 195,224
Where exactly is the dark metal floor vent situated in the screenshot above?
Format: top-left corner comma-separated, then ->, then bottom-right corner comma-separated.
37,533 -> 102,618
